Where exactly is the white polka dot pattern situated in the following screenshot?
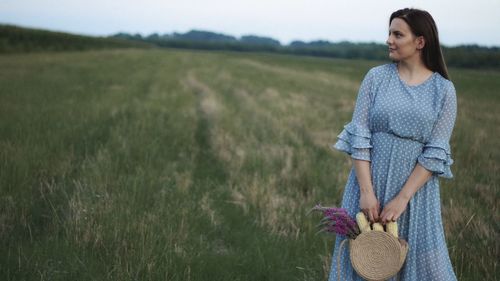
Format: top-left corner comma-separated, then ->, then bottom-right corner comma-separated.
328,63 -> 458,281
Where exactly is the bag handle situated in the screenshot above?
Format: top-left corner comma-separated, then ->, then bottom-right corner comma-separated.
337,238 -> 348,281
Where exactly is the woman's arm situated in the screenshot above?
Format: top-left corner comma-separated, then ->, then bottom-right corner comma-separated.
353,158 -> 380,223
398,163 -> 432,201
379,163 -> 432,223
332,68 -> 379,221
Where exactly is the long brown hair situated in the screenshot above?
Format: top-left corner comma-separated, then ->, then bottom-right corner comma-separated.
390,8 -> 450,80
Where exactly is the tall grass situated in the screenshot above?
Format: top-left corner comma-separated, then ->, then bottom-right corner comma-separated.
0,48 -> 498,280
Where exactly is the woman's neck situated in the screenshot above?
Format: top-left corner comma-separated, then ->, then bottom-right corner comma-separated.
396,56 -> 433,85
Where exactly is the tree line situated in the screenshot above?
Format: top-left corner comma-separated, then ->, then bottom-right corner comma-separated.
1,24 -> 498,69
0,24 -> 153,53
112,30 -> 500,69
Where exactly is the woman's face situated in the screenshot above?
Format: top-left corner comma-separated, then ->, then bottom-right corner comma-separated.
386,18 -> 424,61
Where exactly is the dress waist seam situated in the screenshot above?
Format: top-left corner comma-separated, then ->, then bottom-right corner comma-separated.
372,131 -> 425,145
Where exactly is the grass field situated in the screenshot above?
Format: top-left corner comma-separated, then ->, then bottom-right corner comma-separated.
0,48 -> 498,280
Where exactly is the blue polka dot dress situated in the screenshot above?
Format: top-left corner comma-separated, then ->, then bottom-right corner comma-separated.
328,63 -> 458,281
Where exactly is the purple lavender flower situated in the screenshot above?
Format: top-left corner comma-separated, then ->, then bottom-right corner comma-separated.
309,203 -> 360,239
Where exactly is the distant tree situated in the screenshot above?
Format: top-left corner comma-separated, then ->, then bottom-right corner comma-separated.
172,30 -> 238,42
146,33 -> 160,41
289,40 -> 308,48
240,35 -> 281,46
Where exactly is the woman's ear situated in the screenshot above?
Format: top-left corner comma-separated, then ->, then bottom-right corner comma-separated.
416,36 -> 426,50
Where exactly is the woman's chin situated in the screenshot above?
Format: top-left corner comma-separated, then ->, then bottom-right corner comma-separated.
388,53 -> 400,61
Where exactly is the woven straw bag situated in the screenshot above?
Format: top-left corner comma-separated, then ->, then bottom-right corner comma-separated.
337,230 -> 409,281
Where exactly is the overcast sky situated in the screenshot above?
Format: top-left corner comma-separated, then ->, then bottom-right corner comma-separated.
1,0 -> 499,46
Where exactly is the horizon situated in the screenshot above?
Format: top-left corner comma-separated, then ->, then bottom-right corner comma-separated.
3,22 -> 499,49
1,0 -> 500,47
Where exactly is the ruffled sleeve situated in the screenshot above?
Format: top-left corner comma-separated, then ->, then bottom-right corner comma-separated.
332,69 -> 374,161
417,82 -> 457,179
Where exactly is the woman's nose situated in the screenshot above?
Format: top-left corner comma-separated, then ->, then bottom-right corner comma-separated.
386,36 -> 393,46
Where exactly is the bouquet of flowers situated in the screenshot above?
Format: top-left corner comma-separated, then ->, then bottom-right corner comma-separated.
307,203 -> 360,239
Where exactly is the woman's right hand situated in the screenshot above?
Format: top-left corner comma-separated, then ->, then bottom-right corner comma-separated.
359,190 -> 380,224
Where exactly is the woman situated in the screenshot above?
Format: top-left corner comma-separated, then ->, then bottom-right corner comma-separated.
328,8 -> 458,281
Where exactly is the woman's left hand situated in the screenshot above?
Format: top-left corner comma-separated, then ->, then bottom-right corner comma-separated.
379,195 -> 409,225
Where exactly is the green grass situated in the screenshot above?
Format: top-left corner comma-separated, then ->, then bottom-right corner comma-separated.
0,48 -> 498,280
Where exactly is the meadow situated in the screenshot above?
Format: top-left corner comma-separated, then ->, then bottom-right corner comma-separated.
0,48 -> 498,280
